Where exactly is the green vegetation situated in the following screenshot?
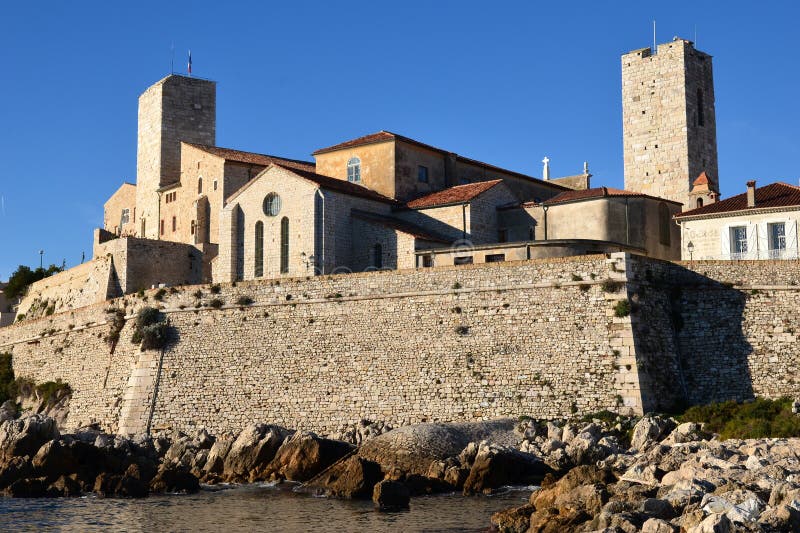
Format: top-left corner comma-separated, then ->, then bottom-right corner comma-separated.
210,284 -> 221,294
452,282 -> 462,290
601,280 -> 623,293
613,300 -> 631,317
154,288 -> 167,301
571,274 -> 583,282
34,380 -> 71,405
131,307 -> 169,350
680,397 -> 800,440
209,298 -> 224,309
236,295 -> 254,306
0,353 -> 14,404
2,264 -> 64,301
105,308 -> 126,348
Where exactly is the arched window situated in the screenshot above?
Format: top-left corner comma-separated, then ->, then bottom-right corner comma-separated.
280,217 -> 289,274
658,202 -> 671,246
347,157 -> 361,183
373,244 -> 383,269
696,197 -> 704,208
198,177 -> 203,194
254,221 -> 264,277
697,88 -> 705,127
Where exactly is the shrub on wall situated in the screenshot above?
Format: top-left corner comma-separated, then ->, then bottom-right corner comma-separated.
613,300 -> 631,318
0,352 -> 14,404
131,307 -> 169,350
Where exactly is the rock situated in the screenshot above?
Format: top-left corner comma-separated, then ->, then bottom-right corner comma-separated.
687,513 -> 732,533
630,415 -> 676,451
203,437 -> 232,475
491,504 -> 535,533
3,476 -> 48,497
0,456 -> 32,490
0,414 -> 60,461
531,465 -> 615,511
462,442 -> 551,495
759,503 -> 800,531
31,439 -> 77,479
546,422 -> 562,441
641,517 -> 677,533
661,422 -> 708,445
46,474 -> 82,497
194,428 -> 215,450
639,497 -> 674,519
149,464 -> 199,494
443,465 -> 468,488
372,479 -> 410,511
528,506 -> 591,533
458,441 -> 479,468
620,463 -> 660,486
0,401 -> 16,423
222,424 -> 290,481
305,455 -> 383,499
261,431 -> 354,482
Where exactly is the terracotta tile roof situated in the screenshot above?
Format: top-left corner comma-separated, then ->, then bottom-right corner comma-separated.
405,180 -> 503,209
524,187 -> 682,207
351,210 -> 450,243
185,143 -> 316,171
693,172 -> 710,186
311,130 -> 568,191
676,182 -> 800,219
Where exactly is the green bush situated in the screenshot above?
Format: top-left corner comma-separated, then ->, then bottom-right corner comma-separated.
154,288 -> 167,301
35,379 -> 72,405
680,397 -> 800,440
0,353 -> 14,404
613,300 -> 631,317
236,296 -> 254,306
140,322 -> 169,350
601,280 -> 623,293
209,298 -> 224,309
210,284 -> 221,294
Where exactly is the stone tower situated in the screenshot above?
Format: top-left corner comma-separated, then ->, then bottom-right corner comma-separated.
136,75 -> 216,238
622,38 -> 719,210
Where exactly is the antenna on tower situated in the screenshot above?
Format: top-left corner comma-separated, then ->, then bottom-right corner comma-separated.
694,24 -> 697,46
170,42 -> 174,74
653,20 -> 657,52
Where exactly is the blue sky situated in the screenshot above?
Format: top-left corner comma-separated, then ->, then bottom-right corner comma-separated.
0,1 -> 798,279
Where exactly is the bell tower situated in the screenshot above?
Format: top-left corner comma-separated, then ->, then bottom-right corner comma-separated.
621,38 -> 719,210
135,74 -> 216,238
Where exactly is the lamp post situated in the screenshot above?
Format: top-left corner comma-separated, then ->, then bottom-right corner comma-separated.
687,241 -> 694,262
542,205 -> 549,241
39,249 -> 44,269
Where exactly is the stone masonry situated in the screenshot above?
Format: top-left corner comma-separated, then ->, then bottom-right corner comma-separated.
622,39 -> 719,210
1,255 -> 799,437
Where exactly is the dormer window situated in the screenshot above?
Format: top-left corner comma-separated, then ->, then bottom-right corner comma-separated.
347,157 -> 361,183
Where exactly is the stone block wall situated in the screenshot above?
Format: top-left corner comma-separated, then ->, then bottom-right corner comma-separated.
3,254 -> 800,437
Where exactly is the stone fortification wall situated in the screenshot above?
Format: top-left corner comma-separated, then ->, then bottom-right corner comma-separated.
0,256 -> 634,435
15,256 -> 115,319
2,254 -> 800,436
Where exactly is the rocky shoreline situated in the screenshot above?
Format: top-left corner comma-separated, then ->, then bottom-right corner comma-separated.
3,400 -> 800,531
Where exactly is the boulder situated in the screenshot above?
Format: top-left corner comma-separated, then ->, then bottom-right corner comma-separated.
687,513 -> 732,533
528,506 -> 591,533
661,422 -> 709,445
149,464 -> 199,494
372,479 -> 410,511
222,424 -> 290,481
0,414 -> 60,462
462,442 -> 551,495
759,503 -> 800,531
620,463 -> 660,486
3,476 -> 49,497
531,465 -> 615,511
31,439 -> 77,479
46,474 -> 82,497
639,497 -> 674,520
630,415 -> 676,452
0,456 -> 32,490
261,431 -> 354,482
641,517 -> 676,533
491,504 -> 536,533
203,437 -> 232,475
305,455 -> 383,499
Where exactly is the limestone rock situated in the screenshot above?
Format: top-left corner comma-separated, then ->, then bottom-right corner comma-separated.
687,513 -> 732,533
261,431 -> 354,482
305,455 -> 383,499
490,503 -> 535,533
372,479 -> 410,511
0,414 -> 60,462
32,439 -> 77,479
149,464 -> 199,494
641,517 -> 677,533
462,442 -> 550,495
222,424 -> 290,481
630,415 -> 676,452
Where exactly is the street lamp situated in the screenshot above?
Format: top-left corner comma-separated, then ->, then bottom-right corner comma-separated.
39,249 -> 44,269
687,241 -> 694,261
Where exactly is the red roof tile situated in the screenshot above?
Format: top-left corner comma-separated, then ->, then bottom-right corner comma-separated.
693,172 -> 710,186
405,180 -> 503,209
185,143 -> 316,171
676,182 -> 800,218
526,187 -> 682,206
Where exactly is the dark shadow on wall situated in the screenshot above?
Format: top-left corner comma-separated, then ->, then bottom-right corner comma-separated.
629,261 -> 754,412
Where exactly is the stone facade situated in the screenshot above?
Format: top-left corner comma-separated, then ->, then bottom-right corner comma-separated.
622,39 -> 719,210
2,255 -> 800,436
103,183 -> 136,236
135,75 -> 215,239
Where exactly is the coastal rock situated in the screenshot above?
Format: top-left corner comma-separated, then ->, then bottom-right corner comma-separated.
149,464 -> 199,494
490,504 -> 536,533
0,414 -> 60,462
641,517 -> 677,533
3,476 -> 48,497
261,431 -> 354,482
372,479 -> 410,511
662,423 -> 709,445
462,442 -> 550,495
202,437 -> 232,476
687,513 -> 732,533
530,465 -> 615,513
0,456 -> 32,489
630,415 -> 676,452
222,424 -> 290,481
306,455 -> 383,499
31,439 -> 77,479
47,474 -> 82,497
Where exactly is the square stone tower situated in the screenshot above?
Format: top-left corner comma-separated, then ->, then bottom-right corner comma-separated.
622,38 -> 719,210
136,74 -> 216,238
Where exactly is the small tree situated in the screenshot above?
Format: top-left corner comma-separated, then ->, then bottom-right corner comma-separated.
4,264 -> 64,300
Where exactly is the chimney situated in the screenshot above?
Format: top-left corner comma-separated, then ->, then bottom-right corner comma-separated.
746,180 -> 756,208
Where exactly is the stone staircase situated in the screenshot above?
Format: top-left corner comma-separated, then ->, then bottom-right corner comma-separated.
117,349 -> 161,436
